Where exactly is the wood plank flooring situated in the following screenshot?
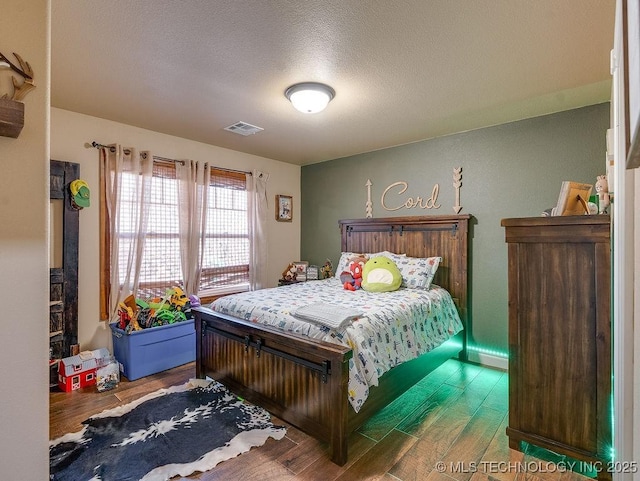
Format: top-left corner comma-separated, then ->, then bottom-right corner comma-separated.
50,359 -> 594,481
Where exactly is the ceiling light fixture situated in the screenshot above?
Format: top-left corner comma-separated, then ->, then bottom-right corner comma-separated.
284,82 -> 335,114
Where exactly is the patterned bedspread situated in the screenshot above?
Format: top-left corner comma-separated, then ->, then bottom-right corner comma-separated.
210,277 -> 463,412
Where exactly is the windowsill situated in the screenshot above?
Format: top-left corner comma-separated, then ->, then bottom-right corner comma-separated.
197,284 -> 249,305
198,284 -> 249,297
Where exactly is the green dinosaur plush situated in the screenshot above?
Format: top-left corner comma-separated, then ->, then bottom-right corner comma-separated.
361,256 -> 402,293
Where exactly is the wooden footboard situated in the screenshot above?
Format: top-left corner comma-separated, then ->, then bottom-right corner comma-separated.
194,308 -> 353,464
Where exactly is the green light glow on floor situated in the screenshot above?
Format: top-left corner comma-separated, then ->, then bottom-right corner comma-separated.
522,442 -> 599,478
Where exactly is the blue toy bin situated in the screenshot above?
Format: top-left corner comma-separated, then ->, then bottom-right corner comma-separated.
109,320 -> 195,381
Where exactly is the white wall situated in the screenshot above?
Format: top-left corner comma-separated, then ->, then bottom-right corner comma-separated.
0,1 -> 49,479
51,107 -> 301,350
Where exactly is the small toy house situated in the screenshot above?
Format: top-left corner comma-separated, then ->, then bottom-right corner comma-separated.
58,348 -> 110,392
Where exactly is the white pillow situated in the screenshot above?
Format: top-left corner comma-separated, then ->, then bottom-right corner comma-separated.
393,256 -> 442,289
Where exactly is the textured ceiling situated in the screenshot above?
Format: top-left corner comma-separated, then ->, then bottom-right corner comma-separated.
51,1 -> 615,166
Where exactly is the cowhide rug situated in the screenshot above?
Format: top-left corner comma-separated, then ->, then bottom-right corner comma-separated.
49,379 -> 286,481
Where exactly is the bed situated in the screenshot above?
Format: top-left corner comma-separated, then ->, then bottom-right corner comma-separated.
193,215 -> 470,465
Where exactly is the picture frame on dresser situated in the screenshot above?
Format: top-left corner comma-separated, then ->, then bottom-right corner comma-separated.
551,181 -> 592,216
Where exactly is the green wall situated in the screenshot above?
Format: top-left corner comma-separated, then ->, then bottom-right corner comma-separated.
300,103 -> 610,357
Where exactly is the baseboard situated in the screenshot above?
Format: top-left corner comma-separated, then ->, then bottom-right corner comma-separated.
466,350 -> 508,371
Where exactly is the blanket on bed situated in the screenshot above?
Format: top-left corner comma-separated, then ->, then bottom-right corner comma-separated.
292,303 -> 362,329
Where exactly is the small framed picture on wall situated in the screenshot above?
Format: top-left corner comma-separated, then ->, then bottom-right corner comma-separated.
276,194 -> 293,222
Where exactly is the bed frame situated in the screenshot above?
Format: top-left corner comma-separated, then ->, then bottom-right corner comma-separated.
193,215 -> 470,465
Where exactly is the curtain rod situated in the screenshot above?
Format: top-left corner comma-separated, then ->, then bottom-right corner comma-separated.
90,141 -> 252,176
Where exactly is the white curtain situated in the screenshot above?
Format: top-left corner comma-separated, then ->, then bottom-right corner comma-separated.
248,170 -> 269,290
176,160 -> 211,296
100,145 -> 153,321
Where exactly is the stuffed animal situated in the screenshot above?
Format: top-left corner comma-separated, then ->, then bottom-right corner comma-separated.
189,294 -> 201,308
282,263 -> 297,281
595,175 -> 610,214
361,256 -> 402,293
340,256 -> 367,291
321,259 -> 334,279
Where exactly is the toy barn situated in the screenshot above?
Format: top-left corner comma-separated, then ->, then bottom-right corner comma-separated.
57,348 -> 110,392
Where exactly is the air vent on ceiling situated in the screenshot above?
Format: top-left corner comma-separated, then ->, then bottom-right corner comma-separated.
224,121 -> 264,136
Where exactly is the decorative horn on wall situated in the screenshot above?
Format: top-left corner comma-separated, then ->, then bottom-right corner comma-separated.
0,51 -> 36,138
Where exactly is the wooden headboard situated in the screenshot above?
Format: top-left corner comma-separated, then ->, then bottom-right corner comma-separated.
339,215 -> 471,336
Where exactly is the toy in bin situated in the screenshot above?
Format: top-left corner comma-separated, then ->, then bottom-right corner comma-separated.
116,287 -> 195,333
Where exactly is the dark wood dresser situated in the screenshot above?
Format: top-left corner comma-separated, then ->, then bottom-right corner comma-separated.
501,216 -> 611,474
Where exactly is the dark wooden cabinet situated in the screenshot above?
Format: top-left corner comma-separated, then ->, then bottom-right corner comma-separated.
501,216 -> 611,474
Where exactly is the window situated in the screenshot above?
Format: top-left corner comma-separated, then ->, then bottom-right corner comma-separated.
104,161 -> 249,301
200,169 -> 249,295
